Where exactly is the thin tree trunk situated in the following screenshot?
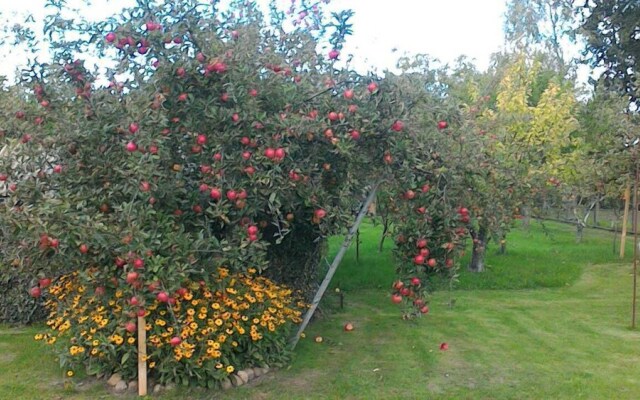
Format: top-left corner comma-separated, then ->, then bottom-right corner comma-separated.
521,206 -> 530,229
576,222 -> 585,243
468,225 -> 487,272
378,215 -> 389,253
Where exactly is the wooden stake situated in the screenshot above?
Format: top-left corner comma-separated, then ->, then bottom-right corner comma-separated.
137,315 -> 147,396
290,183 -> 379,350
633,160 -> 639,329
355,228 -> 360,264
621,185 -> 631,259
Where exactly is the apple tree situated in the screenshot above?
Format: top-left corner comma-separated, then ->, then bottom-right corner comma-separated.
0,0 -> 468,385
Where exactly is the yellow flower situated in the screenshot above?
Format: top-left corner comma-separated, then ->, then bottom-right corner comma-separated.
226,365 -> 234,373
34,334 -> 44,340
215,319 -> 223,327
127,337 -> 136,345
212,302 -> 220,310
149,362 -> 156,369
66,370 -> 74,377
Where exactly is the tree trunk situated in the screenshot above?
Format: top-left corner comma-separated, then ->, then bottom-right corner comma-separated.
468,225 -> 487,272
378,216 -> 389,253
521,206 -> 530,229
576,222 -> 585,243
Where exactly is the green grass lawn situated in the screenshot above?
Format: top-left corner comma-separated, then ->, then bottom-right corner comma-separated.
2,220 -> 640,399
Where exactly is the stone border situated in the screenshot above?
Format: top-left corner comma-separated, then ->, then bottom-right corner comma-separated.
105,365 -> 271,395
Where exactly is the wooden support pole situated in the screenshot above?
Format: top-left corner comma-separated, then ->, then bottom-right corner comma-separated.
137,315 -> 147,396
290,183 -> 379,350
633,159 -> 639,329
621,185 -> 631,259
355,228 -> 360,264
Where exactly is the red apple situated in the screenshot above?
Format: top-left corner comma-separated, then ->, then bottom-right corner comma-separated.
427,258 -> 437,267
125,321 -> 136,333
391,294 -> 403,304
129,122 -> 139,134
344,322 -> 354,332
126,272 -> 139,284
367,82 -> 378,93
170,336 -> 182,346
437,120 -> 448,130
156,291 -> 170,303
79,244 -> 89,254
126,141 -> 138,152
139,181 -> 150,192
413,255 -> 425,265
314,209 -> 326,219
328,49 -> 340,60
416,238 -> 427,248
105,32 -> 117,43
350,130 -> 360,140
196,134 -> 206,145
343,89 -> 354,99
411,277 -> 421,286
39,278 -> 52,288
264,147 -> 275,159
209,188 -> 221,200
391,120 -> 404,132
30,286 -> 42,298
133,258 -> 144,269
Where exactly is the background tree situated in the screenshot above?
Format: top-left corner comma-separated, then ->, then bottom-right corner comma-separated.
580,0 -> 640,107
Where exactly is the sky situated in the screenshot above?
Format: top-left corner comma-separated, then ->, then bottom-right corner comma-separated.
0,0 -> 507,79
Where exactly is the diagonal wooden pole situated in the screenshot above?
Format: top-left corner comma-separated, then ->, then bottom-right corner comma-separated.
290,183 -> 380,350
